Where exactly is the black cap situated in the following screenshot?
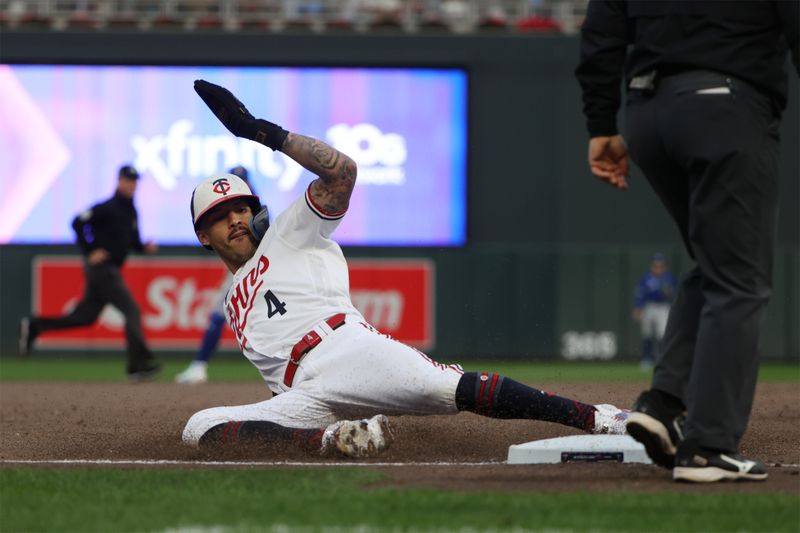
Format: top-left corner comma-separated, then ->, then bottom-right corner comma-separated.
119,165 -> 140,180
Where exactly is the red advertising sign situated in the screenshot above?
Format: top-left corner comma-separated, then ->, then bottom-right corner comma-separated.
348,259 -> 434,348
32,256 -> 434,350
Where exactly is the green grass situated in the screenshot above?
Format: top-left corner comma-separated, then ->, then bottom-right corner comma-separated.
0,355 -> 259,383
2,468 -> 799,533
0,356 -> 797,383
1,360 -> 798,533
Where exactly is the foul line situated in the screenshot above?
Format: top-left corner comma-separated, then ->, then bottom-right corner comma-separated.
0,459 -> 503,467
2,458 -> 798,468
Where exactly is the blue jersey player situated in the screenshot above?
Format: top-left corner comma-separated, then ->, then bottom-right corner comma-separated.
633,253 -> 675,370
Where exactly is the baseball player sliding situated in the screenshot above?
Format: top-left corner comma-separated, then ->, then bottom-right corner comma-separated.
182,80 -> 628,458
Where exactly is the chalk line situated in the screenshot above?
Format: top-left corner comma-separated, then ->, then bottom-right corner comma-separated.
0,458 -> 503,467
2,458 -> 798,468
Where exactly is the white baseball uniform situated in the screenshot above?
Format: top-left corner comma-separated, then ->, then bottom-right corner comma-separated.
640,303 -> 670,339
183,186 -> 463,445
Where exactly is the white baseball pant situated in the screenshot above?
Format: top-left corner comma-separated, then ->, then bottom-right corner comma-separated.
640,303 -> 670,339
183,319 -> 462,445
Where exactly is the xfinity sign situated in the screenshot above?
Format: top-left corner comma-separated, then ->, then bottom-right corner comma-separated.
3,65 -> 466,246
132,120 -> 407,191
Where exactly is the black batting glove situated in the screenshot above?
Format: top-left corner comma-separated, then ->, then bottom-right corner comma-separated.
194,79 -> 289,151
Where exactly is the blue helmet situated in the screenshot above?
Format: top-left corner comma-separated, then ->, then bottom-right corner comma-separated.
228,165 -> 249,184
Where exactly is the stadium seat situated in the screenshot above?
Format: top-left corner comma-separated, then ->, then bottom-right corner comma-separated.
515,15 -> 562,33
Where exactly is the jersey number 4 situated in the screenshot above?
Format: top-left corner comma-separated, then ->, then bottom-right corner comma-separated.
264,290 -> 288,318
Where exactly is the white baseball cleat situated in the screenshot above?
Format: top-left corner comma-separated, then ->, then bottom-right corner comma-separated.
593,404 -> 630,435
321,415 -> 394,459
175,361 -> 208,385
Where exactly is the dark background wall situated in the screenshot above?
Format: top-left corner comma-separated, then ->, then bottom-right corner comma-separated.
1,31 -> 797,360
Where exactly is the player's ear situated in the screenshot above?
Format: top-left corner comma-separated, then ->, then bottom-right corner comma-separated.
196,229 -> 211,248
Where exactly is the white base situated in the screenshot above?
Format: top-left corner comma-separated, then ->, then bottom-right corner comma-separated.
507,435 -> 652,464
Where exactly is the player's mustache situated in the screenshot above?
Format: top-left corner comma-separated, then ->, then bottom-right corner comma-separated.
228,224 -> 250,241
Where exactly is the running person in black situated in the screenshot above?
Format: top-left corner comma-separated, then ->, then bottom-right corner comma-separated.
576,0 -> 798,482
19,165 -> 161,381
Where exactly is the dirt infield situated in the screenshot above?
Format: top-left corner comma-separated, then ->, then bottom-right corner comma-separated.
2,381 -> 798,492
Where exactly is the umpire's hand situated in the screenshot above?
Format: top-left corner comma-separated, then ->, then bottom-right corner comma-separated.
588,135 -> 629,190
194,80 -> 288,151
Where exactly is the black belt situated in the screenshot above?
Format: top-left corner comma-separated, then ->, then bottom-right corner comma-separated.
628,69 -> 734,93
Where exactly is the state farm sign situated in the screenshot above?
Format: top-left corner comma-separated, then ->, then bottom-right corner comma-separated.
349,260 -> 434,347
31,256 -> 434,350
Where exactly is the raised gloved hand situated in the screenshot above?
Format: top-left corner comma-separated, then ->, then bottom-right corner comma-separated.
194,79 -> 289,151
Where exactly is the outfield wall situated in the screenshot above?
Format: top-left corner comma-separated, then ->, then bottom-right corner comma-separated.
2,244 -> 797,360
1,31 -> 797,360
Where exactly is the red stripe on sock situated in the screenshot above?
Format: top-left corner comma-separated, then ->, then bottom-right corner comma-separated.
222,421 -> 241,444
303,429 -> 325,450
487,373 -> 500,413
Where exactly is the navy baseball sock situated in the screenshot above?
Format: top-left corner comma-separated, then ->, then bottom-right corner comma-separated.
455,372 -> 597,432
200,421 -> 324,451
641,339 -> 654,364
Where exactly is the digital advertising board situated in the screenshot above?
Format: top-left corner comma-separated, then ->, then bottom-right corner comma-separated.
0,64 -> 467,246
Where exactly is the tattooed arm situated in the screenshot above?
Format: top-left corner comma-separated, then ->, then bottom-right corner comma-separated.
192,79 -> 357,213
280,133 -> 358,215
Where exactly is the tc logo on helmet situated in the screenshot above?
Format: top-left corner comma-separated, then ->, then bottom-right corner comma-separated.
212,178 -> 231,195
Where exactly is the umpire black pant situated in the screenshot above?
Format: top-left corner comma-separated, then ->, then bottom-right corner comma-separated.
626,70 -> 780,453
32,261 -> 155,374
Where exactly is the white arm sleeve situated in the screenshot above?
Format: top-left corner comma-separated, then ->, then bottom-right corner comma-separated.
272,184 -> 346,248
